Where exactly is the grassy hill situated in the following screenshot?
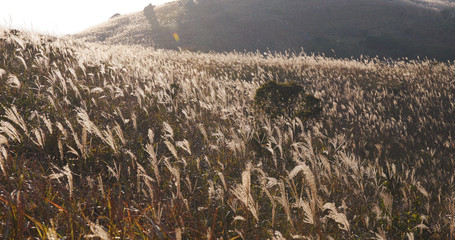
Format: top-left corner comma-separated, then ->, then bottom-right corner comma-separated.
74,0 -> 455,61
1,28 -> 455,238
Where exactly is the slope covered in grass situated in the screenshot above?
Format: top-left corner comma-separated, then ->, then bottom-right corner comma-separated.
74,0 -> 455,61
1,28 -> 455,239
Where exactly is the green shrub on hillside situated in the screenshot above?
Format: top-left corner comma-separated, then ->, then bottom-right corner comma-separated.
254,80 -> 322,121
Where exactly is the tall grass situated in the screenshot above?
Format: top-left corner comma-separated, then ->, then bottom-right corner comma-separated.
0,28 -> 454,239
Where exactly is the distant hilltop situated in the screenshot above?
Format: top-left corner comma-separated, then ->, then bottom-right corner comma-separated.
73,0 -> 455,61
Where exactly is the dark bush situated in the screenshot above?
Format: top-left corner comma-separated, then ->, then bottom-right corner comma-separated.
144,4 -> 158,24
110,13 -> 121,19
254,80 -> 322,121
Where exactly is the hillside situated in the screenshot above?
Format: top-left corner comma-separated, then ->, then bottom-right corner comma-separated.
73,0 -> 455,61
2,28 -> 455,238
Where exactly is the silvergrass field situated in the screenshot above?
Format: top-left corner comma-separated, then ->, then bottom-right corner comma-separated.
0,27 -> 455,239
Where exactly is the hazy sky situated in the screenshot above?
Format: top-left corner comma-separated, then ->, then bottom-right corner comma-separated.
1,0 -> 175,35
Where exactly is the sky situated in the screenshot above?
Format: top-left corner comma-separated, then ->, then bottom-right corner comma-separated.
0,0 -> 175,36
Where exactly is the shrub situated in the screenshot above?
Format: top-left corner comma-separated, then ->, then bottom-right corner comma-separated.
144,4 -> 158,24
110,13 -> 121,19
253,80 -> 322,121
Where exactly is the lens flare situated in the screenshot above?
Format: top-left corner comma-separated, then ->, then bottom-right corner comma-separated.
173,32 -> 180,42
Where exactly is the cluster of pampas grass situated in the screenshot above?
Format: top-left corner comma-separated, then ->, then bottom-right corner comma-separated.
0,28 -> 454,239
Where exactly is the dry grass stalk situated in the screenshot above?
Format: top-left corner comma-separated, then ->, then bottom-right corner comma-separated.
231,163 -> 259,221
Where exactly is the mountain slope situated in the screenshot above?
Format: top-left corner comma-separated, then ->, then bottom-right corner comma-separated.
2,27 -> 455,238
73,0 -> 455,61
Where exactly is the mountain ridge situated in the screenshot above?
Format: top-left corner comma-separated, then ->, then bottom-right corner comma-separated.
73,0 -> 455,61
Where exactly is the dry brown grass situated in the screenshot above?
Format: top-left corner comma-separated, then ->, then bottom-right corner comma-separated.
0,27 -> 454,239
